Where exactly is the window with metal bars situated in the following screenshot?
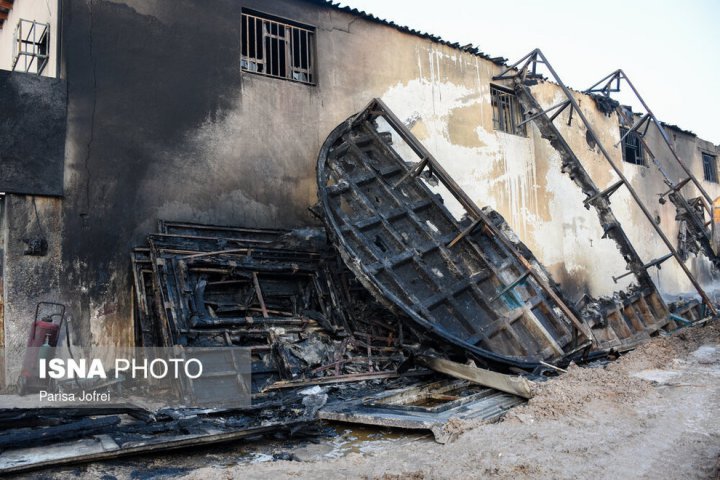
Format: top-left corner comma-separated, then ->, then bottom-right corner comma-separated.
490,85 -> 526,136
619,127 -> 645,166
12,19 -> 50,75
241,10 -> 315,85
702,152 -> 718,183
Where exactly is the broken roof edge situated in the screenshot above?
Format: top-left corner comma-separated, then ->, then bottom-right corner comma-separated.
306,0 -> 508,66
315,3 -> 712,144
502,73 -> 710,145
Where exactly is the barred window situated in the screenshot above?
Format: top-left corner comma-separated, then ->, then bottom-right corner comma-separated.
241,10 -> 315,85
12,19 -> 50,75
702,152 -> 718,183
490,85 -> 526,136
620,127 -> 645,166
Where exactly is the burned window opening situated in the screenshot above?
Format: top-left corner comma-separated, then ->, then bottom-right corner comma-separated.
12,19 -> 50,75
241,10 -> 315,85
490,85 -> 526,136
702,152 -> 717,183
620,127 -> 645,166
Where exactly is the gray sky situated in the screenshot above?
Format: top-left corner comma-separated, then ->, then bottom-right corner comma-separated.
339,0 -> 720,144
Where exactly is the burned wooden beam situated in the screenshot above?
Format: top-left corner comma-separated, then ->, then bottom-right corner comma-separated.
0,416 -> 121,449
497,54 -> 679,350
416,355 -> 533,399
499,50 -> 716,318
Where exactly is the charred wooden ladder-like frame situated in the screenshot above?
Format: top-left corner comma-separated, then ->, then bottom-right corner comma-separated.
494,49 -> 717,319
585,70 -> 719,268
132,221 -> 422,398
318,98 -> 596,370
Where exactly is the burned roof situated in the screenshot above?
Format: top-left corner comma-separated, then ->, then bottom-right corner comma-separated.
303,0 -> 507,65
308,2 -> 709,142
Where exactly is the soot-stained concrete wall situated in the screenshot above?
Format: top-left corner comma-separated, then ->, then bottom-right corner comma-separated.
0,71 -> 67,196
2,195 -> 64,384
57,0 -> 351,358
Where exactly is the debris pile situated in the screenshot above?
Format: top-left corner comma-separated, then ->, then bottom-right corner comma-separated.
0,98 -> 713,475
131,221 -> 419,391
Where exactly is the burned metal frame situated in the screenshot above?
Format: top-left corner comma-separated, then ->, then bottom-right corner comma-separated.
494,49 -> 717,317
585,70 -> 720,268
12,19 -> 50,75
132,222 -> 423,397
318,98 -> 595,370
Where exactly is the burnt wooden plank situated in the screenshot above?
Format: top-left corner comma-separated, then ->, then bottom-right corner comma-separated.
0,416 -> 121,449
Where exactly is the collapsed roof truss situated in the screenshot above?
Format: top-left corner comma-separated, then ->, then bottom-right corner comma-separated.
494,49 -> 717,318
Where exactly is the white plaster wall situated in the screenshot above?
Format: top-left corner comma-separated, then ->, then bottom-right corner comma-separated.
315,24 -> 720,302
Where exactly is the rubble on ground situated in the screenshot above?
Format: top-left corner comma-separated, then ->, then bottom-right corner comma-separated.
0,99 -> 714,475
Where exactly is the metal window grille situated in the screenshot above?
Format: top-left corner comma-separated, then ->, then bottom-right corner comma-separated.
702,153 -> 718,183
491,86 -> 526,136
241,11 -> 315,85
12,19 -> 50,75
620,127 -> 645,166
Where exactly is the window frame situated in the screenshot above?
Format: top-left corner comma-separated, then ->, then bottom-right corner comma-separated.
12,19 -> 50,75
241,9 -> 317,86
490,85 -> 526,137
702,152 -> 718,183
619,127 -> 645,166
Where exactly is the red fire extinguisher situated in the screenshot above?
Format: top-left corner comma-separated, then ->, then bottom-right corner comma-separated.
17,302 -> 66,395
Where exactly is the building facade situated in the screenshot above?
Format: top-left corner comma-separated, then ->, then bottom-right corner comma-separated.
0,0 -> 718,384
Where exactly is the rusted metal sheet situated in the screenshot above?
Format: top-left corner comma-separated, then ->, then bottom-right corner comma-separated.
317,99 -> 593,370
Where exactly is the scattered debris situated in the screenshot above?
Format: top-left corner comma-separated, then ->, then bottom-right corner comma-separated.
1,97 -> 715,476
132,221 -> 421,393
318,379 -> 524,444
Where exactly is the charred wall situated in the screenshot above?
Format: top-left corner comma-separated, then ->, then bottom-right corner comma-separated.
2,196 -> 64,383
57,0 -> 339,354
0,71 -> 66,196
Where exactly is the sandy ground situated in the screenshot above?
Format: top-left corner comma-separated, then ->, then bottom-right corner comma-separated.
18,322 -> 720,480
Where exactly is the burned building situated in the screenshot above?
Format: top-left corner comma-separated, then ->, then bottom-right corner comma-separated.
0,0 -> 719,387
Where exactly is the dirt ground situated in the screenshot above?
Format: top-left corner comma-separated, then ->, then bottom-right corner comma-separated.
20,322 -> 720,480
